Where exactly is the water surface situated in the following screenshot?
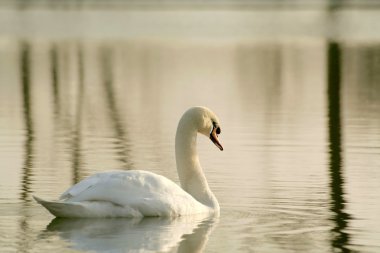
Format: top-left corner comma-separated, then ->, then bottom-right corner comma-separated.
0,6 -> 380,253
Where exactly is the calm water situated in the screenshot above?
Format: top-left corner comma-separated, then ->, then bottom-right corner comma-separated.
1,6 -> 380,253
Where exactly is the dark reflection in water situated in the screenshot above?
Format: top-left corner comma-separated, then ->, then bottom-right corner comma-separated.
50,44 -> 84,183
20,42 -> 33,203
45,216 -> 217,253
327,42 -> 351,252
100,47 -> 132,170
71,45 -> 85,184
18,41 -> 34,253
50,44 -> 60,116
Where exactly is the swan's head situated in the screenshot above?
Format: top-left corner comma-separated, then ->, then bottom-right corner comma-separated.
182,106 -> 223,151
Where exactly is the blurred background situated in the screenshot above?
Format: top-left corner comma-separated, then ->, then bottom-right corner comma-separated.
0,1 -> 380,252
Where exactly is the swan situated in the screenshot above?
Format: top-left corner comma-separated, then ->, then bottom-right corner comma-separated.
34,106 -> 223,217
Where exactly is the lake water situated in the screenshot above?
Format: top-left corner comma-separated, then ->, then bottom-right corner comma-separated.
0,5 -> 380,253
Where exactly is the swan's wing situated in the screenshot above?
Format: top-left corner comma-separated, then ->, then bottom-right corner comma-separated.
59,171 -> 156,201
60,175 -> 101,200
58,170 -> 202,216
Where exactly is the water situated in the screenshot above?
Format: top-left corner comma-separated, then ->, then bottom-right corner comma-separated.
1,5 -> 380,253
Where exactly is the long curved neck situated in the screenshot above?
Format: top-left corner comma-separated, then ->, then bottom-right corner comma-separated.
175,116 -> 219,210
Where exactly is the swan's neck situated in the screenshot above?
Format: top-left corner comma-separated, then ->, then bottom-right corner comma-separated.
175,118 -> 219,211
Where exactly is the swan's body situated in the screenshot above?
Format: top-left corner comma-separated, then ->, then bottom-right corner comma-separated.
34,107 -> 223,217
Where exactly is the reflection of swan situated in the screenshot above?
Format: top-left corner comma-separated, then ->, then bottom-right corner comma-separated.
46,215 -> 217,253
34,107 -> 223,217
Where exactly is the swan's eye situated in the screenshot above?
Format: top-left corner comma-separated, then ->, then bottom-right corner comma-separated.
212,121 -> 221,135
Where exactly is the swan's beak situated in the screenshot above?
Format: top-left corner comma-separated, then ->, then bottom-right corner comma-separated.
210,127 -> 223,151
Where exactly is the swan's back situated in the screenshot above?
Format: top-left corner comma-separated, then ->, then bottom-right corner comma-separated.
35,171 -> 210,218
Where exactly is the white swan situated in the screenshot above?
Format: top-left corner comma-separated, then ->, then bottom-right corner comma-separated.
34,106 -> 223,217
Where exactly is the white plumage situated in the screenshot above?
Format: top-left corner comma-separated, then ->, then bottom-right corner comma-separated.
34,107 -> 223,217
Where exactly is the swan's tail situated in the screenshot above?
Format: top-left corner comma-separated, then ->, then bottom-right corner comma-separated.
33,196 -> 141,218
33,196 -> 85,218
